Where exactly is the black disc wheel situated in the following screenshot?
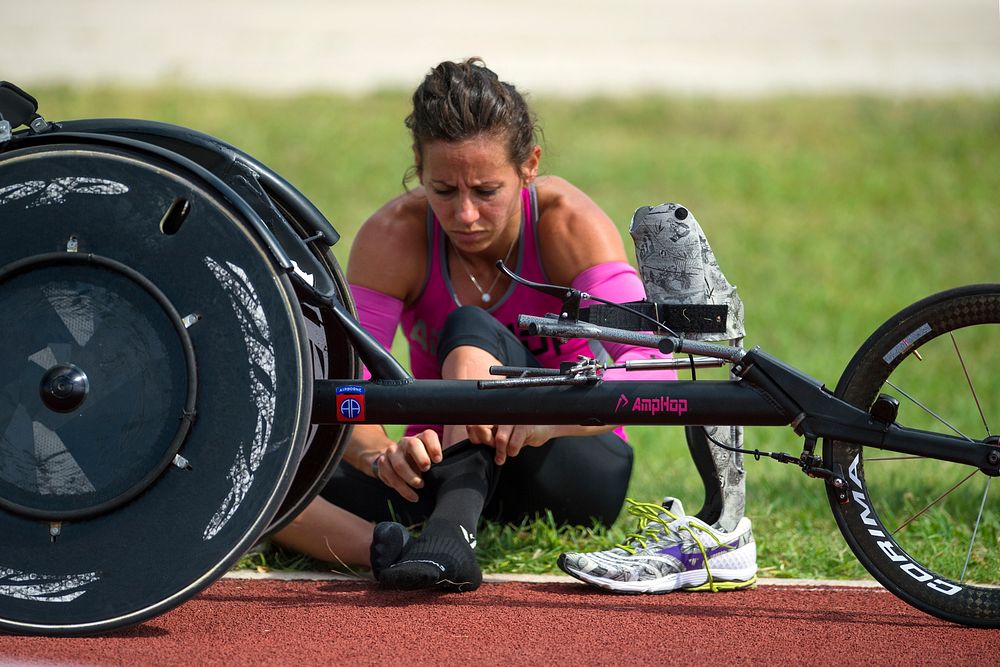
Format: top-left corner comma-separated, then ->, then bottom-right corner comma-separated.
825,284 -> 1000,627
51,119 -> 360,537
0,136 -> 312,635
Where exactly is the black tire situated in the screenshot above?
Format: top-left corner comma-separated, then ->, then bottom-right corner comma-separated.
825,284 -> 1000,627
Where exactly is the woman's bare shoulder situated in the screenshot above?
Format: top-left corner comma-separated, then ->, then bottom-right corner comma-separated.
347,188 -> 430,301
534,176 -> 628,284
535,175 -> 618,235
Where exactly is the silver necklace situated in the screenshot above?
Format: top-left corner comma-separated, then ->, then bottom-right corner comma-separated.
451,231 -> 518,304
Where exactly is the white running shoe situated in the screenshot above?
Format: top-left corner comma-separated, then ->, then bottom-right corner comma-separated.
558,497 -> 757,593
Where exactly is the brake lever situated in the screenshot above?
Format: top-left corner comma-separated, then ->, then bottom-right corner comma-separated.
480,356 -> 602,389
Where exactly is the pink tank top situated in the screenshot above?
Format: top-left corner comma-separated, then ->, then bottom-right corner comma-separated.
401,185 -> 591,382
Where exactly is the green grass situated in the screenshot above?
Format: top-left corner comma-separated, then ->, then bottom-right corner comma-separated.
26,85 -> 1000,580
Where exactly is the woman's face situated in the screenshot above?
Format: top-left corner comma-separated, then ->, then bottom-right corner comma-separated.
419,134 -> 539,255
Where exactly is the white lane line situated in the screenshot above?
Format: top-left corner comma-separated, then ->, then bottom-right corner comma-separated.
224,570 -> 884,589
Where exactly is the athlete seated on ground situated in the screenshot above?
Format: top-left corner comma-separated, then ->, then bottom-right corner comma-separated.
273,58 -> 756,593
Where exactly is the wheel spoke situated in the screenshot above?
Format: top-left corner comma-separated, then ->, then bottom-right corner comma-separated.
892,468 -> 979,535
950,332 -> 992,438
886,380 -> 974,442
960,477 -> 991,583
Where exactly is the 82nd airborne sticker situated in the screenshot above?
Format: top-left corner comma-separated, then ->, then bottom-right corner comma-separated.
336,385 -> 366,422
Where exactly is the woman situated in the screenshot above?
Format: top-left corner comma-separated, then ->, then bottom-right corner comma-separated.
274,58 -> 675,591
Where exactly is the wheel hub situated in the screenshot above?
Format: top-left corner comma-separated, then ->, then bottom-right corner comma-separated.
39,363 -> 90,413
0,252 -> 196,521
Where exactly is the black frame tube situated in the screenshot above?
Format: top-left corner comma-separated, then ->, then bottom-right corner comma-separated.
314,379 -> 790,427
314,371 -> 1000,474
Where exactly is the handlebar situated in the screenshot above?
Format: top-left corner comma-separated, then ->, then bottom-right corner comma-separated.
517,314 -> 745,363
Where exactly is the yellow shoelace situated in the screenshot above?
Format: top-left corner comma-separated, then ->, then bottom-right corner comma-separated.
615,498 -> 739,592
615,498 -> 682,554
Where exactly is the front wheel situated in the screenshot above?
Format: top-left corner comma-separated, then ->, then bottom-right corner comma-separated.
825,284 -> 1000,627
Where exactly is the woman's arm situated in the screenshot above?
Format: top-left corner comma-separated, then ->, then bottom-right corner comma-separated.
340,191 -> 445,499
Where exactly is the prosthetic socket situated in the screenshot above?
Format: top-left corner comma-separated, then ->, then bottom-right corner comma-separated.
629,203 -> 747,531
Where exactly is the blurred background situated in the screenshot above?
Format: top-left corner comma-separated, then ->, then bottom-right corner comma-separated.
5,0 -> 1000,94
3,0 -> 999,576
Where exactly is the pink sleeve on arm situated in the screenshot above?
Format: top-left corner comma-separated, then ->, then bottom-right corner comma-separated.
571,262 -> 677,382
349,284 -> 404,380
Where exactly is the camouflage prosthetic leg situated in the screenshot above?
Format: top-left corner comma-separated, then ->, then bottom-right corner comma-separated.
629,203 -> 747,532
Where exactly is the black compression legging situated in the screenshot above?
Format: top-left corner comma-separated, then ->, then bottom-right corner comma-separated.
320,306 -> 633,527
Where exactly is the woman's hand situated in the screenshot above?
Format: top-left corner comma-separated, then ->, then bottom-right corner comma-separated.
371,429 -> 444,501
466,423 -> 621,465
462,424 -> 559,465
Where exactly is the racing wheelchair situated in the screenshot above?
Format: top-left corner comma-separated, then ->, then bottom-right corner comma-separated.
1,82 -> 997,634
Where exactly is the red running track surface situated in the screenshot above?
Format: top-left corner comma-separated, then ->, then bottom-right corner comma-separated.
1,579 -> 998,665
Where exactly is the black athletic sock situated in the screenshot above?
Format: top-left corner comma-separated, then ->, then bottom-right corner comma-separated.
377,443 -> 496,592
378,518 -> 482,591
